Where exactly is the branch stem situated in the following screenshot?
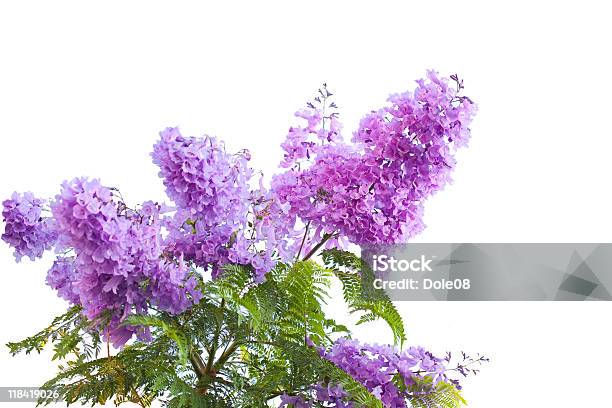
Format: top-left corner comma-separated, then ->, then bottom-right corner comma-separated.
302,232 -> 335,261
189,349 -> 207,379
295,221 -> 311,260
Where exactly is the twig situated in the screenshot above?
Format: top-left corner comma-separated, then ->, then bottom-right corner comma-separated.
302,232 -> 335,261
295,221 -> 311,260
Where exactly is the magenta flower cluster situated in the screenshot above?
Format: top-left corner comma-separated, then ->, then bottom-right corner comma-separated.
1,192 -> 57,262
51,178 -> 200,345
322,338 -> 447,407
273,71 -> 476,246
280,384 -> 352,408
151,128 -> 251,223
280,337 -> 449,408
152,128 -> 284,281
45,257 -> 79,304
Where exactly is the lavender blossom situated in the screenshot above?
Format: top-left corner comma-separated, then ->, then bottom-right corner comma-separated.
45,257 -> 80,304
153,127 -> 298,281
1,192 -> 57,261
51,178 -> 200,347
320,338 -> 448,408
272,71 -> 476,247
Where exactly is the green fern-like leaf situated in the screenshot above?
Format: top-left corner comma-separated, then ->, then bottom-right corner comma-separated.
123,314 -> 190,364
6,306 -> 83,356
409,382 -> 467,408
322,248 -> 406,346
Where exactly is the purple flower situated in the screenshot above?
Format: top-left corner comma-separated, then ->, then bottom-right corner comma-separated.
51,178 -> 201,347
279,394 -> 312,408
1,192 -> 57,262
313,384 -> 352,407
152,127 -> 251,223
153,127 -> 301,282
320,338 -> 449,408
272,71 -> 476,248
46,257 -> 80,304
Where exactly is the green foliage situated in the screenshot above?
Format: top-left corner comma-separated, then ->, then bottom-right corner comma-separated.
321,248 -> 406,346
6,259 -> 465,407
409,381 -> 467,408
124,314 -> 190,365
7,306 -> 102,362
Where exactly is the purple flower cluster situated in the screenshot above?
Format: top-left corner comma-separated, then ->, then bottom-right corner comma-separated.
46,257 -> 79,304
319,338 -> 448,408
279,383 -> 352,407
272,71 -> 476,246
279,337 -> 451,408
151,127 -> 251,223
311,384 -> 352,407
279,394 -> 312,408
279,106 -> 343,169
51,178 -> 201,346
152,127 -> 296,281
1,192 -> 57,262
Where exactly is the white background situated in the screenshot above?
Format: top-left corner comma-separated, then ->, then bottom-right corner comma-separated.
1,1 -> 611,407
